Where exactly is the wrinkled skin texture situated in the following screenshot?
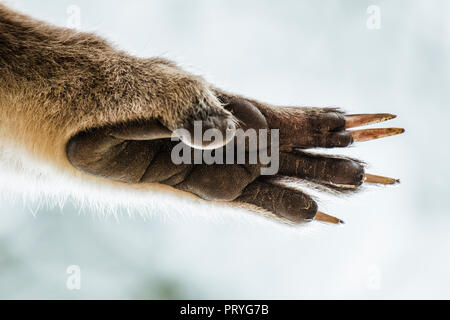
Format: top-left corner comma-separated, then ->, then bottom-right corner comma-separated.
67,92 -> 367,224
0,4 -> 403,225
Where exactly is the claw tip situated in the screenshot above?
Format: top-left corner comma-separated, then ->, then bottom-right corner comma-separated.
315,211 -> 343,225
365,174 -> 401,185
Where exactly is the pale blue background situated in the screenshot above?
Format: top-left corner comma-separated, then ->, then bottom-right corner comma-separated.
0,0 -> 449,299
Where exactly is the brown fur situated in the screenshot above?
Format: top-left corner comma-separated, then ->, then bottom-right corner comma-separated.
0,4 -> 230,175
0,5 -> 391,225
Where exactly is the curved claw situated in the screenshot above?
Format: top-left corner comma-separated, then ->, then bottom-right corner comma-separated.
365,174 -> 400,185
315,211 -> 345,225
346,113 -> 397,129
351,128 -> 405,142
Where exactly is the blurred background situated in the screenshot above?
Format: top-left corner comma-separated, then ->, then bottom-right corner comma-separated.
0,0 -> 449,299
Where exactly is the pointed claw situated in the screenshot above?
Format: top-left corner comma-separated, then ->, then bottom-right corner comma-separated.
315,211 -> 345,225
345,113 -> 397,129
351,128 -> 405,142
365,174 -> 400,185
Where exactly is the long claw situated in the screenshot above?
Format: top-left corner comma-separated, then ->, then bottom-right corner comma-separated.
365,174 -> 400,185
315,211 -> 345,225
346,113 -> 397,129
351,128 -> 405,142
